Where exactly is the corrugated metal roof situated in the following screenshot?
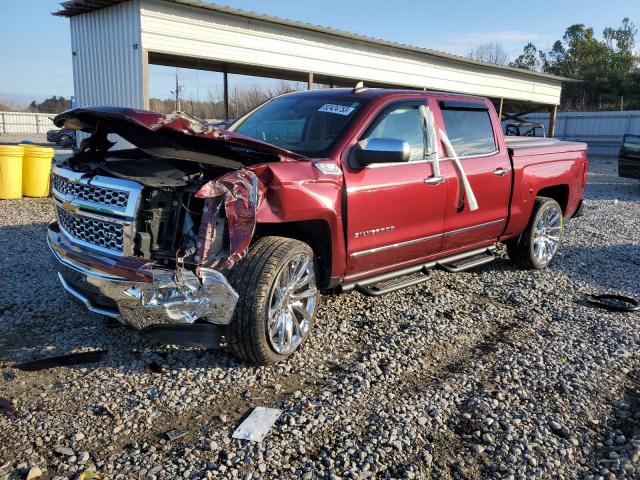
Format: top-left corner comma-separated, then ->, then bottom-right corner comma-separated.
53,0 -> 573,83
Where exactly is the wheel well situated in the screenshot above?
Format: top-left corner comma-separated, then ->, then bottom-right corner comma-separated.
536,185 -> 569,214
253,220 -> 332,288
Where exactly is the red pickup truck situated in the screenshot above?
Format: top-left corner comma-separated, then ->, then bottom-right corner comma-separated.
49,88 -> 588,364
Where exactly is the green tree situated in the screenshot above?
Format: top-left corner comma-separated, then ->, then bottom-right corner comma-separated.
28,96 -> 71,114
510,42 -> 545,71
510,18 -> 640,110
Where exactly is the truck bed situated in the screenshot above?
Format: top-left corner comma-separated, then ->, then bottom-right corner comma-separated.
505,136 -> 587,156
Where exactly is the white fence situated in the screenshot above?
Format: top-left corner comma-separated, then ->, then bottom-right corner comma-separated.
519,110 -> 640,157
0,111 -> 56,134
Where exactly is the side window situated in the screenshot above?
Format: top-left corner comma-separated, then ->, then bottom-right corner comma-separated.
623,134 -> 640,154
441,107 -> 497,157
365,105 -> 427,161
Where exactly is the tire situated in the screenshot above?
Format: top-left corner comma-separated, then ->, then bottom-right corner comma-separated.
226,236 -> 319,365
58,134 -> 74,148
506,197 -> 564,270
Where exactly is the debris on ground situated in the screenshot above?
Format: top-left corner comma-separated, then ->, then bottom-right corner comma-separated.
15,350 -> 107,371
586,293 -> 640,312
164,428 -> 187,441
232,407 -> 282,442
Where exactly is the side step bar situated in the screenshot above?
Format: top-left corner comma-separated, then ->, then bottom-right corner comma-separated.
355,268 -> 430,296
437,248 -> 496,273
345,246 -> 496,296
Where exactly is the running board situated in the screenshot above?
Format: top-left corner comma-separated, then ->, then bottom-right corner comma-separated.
355,269 -> 430,296
437,248 -> 496,273
343,245 -> 497,296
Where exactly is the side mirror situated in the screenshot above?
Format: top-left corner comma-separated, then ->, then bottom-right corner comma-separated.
354,138 -> 411,166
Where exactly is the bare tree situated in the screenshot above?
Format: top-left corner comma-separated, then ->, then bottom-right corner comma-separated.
468,42 -> 509,65
150,80 -> 306,120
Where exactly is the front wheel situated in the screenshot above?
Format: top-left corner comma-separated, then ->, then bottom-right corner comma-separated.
227,236 -> 319,365
506,197 -> 564,270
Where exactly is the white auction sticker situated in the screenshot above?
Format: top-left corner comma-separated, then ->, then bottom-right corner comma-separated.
318,104 -> 356,115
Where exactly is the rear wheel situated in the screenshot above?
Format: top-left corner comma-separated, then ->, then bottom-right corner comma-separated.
227,236 -> 319,365
506,197 -> 563,270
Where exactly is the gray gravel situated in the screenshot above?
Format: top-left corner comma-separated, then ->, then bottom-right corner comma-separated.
1,157 -> 639,480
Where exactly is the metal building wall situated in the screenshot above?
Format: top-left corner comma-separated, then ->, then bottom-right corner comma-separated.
70,0 -> 144,109
138,0 -> 562,105
519,111 -> 640,156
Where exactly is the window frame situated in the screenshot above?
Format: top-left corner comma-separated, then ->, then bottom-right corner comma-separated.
359,100 -> 433,164
438,100 -> 500,159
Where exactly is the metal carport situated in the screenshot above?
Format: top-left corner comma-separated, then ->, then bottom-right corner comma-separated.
54,0 -> 570,135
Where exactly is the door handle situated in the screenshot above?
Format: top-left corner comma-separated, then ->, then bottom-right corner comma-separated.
424,176 -> 445,185
493,168 -> 509,176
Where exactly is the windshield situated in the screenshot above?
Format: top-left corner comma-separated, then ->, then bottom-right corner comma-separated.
230,95 -> 363,157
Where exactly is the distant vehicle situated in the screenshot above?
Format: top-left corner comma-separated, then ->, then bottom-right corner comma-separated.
210,119 -> 235,130
46,128 -> 76,148
618,133 -> 640,181
505,121 -> 546,138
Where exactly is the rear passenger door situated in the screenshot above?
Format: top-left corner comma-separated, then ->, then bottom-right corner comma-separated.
435,99 -> 512,251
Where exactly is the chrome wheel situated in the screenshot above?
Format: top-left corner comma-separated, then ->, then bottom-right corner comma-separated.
533,204 -> 562,265
267,253 -> 317,354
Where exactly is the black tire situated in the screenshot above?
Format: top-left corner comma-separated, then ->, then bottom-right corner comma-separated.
506,197 -> 564,270
226,236 -> 319,365
58,134 -> 74,148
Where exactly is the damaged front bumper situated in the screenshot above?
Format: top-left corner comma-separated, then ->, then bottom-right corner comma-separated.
48,223 -> 238,330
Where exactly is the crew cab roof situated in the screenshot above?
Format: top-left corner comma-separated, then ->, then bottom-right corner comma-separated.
281,87 -> 488,103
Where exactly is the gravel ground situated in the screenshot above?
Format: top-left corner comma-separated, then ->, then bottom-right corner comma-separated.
1,157 -> 639,480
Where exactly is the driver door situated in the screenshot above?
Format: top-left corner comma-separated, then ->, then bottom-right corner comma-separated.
342,100 -> 448,278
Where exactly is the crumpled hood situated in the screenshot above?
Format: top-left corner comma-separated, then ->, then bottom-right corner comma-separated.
54,106 -> 308,168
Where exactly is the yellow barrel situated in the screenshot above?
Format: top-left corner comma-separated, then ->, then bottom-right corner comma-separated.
0,145 -> 24,199
21,144 -> 54,197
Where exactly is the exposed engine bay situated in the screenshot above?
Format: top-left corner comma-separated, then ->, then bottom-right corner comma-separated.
53,150 -> 258,273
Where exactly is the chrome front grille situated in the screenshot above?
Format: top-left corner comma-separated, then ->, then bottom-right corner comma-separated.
56,206 -> 124,252
51,166 -> 142,256
52,174 -> 129,208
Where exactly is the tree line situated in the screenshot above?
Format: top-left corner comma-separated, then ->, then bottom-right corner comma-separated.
470,18 -> 640,111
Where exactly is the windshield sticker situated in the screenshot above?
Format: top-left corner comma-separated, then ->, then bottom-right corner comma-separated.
318,104 -> 356,115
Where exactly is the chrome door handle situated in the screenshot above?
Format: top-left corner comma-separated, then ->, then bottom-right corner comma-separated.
424,176 -> 445,185
493,168 -> 509,176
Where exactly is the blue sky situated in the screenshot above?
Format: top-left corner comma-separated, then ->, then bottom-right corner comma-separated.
0,0 -> 638,106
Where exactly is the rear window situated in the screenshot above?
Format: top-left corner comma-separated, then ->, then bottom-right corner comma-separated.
441,106 -> 497,157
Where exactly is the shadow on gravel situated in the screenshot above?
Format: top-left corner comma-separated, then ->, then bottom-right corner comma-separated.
556,244 -> 640,297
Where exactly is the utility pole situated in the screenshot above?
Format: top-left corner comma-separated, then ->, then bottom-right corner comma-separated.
171,68 -> 184,112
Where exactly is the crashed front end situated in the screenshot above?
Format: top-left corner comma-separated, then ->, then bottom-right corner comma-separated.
47,107 -> 280,335
48,165 -> 258,331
